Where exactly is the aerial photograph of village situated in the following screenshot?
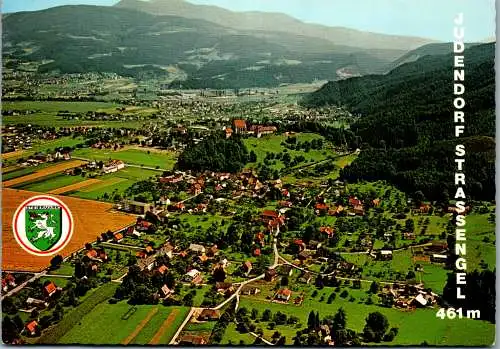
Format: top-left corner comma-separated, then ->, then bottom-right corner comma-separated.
1,0 -> 496,346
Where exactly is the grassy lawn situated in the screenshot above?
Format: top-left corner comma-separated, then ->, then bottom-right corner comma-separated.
58,301 -> 189,345
238,286 -> 495,346
244,133 -> 329,171
73,148 -> 177,169
342,249 -> 414,283
221,323 -> 255,345
38,276 -> 70,288
417,263 -> 450,292
464,213 -> 496,271
48,262 -> 74,276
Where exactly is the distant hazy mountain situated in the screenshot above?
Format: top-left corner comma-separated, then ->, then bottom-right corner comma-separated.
387,42 -> 482,72
3,5 -> 414,88
116,0 -> 436,51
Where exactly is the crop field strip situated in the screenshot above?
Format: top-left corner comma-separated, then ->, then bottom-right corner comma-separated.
121,307 -> 159,345
1,150 -> 25,160
77,177 -> 127,192
48,178 -> 102,194
2,160 -> 87,187
148,308 -> 180,345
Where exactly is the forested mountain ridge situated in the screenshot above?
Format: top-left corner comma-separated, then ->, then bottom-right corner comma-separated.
3,5 -> 409,88
303,43 -> 495,200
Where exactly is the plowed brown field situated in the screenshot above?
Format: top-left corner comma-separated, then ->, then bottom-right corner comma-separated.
2,188 -> 136,272
3,160 -> 87,187
48,178 -> 102,194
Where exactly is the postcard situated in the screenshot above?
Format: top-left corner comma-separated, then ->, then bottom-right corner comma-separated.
1,0 -> 496,346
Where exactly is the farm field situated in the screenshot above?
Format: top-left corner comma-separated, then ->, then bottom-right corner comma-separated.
15,173 -> 87,193
58,302 -> 189,345
72,148 -> 177,169
68,166 -> 160,200
2,162 -> 54,181
2,160 -> 87,187
2,188 -> 136,272
48,178 -> 102,194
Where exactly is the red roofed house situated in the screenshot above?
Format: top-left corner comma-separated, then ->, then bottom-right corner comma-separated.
276,288 -> 292,302
25,320 -> 39,336
261,210 -> 279,222
160,284 -> 173,298
320,226 -> 335,238
294,239 -> 306,252
113,232 -> 124,243
2,274 -> 16,292
136,220 -> 153,232
315,203 -> 328,214
349,197 -> 362,207
255,232 -> 265,246
44,282 -> 59,298
179,335 -> 207,345
86,249 -> 98,259
198,309 -> 221,321
157,265 -> 168,275
233,119 -> 247,134
225,127 -> 233,138
254,125 -> 277,138
253,248 -> 261,257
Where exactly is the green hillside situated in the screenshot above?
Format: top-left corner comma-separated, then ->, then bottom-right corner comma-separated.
302,43 -> 495,200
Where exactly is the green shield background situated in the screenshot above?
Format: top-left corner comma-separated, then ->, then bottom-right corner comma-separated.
25,206 -> 62,251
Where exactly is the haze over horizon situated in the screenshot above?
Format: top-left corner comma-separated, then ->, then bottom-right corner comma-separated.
2,0 -> 496,42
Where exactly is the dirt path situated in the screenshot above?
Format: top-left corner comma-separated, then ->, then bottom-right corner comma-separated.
148,308 -> 180,345
48,178 -> 101,194
121,307 -> 159,345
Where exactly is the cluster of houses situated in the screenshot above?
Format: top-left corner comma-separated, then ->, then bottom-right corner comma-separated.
380,283 -> 439,310
414,240 -> 449,263
225,119 -> 277,138
1,125 -> 62,154
66,159 -> 126,177
22,281 -> 63,336
314,195 -> 381,217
